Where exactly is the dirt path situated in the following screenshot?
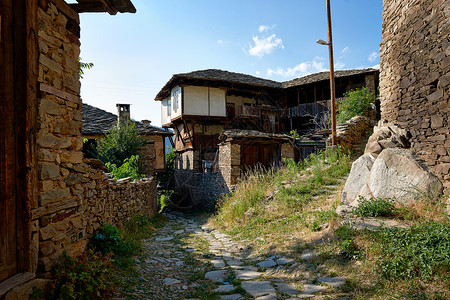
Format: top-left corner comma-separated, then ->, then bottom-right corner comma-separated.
121,212 -> 348,299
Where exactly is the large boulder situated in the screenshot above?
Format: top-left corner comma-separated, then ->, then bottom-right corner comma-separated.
364,122 -> 410,156
341,148 -> 443,207
341,153 -> 375,205
364,148 -> 443,204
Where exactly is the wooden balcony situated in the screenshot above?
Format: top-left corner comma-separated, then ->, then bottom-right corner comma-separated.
235,105 -> 261,118
284,100 -> 331,118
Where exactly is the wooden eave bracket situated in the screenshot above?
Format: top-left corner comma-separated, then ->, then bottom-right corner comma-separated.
69,0 -> 136,15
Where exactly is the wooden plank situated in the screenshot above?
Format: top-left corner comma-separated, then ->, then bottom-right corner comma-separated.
31,198 -> 80,220
0,272 -> 35,297
0,0 -> 18,282
40,83 -> 81,104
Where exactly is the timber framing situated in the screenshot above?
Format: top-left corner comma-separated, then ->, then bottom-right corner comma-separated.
69,0 -> 136,14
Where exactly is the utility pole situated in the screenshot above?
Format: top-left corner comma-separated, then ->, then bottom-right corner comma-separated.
327,0 -> 337,146
318,0 -> 337,146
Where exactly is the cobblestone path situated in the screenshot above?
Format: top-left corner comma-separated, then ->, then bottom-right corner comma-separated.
122,212 -> 347,299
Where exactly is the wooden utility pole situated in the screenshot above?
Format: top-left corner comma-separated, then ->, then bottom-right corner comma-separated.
326,0 -> 337,145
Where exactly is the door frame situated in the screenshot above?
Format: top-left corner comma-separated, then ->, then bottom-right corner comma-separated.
0,0 -> 38,283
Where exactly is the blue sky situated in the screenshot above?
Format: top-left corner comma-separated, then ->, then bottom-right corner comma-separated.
79,0 -> 382,126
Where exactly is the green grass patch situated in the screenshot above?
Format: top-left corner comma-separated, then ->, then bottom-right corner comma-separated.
352,197 -> 397,217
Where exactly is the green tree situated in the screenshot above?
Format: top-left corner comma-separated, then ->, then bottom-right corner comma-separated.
337,87 -> 376,123
97,122 -> 144,167
79,57 -> 93,79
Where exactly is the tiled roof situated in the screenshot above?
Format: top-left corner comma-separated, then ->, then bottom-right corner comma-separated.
155,69 -> 282,100
82,103 -> 172,136
155,68 -> 379,100
282,68 -> 378,88
219,129 -> 292,141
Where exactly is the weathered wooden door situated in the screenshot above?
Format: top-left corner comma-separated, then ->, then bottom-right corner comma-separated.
240,143 -> 280,171
0,0 -> 18,282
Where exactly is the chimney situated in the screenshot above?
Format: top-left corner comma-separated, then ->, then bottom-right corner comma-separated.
116,103 -> 130,126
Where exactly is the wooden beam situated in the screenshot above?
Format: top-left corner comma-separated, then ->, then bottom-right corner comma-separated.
14,0 -> 39,275
70,1 -> 117,15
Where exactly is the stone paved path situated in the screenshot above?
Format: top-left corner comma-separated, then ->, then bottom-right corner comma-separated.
121,212 -> 348,299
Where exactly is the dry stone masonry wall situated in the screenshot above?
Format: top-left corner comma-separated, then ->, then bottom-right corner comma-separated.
380,0 -> 450,189
34,1 -> 157,274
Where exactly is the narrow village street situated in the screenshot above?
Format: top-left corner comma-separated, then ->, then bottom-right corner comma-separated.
122,212 -> 347,299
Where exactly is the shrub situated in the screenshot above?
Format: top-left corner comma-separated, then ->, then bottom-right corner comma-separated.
353,197 -> 397,217
337,87 -> 376,123
97,122 -> 144,167
48,250 -> 116,300
374,222 -> 450,281
106,155 -> 142,180
90,224 -> 136,257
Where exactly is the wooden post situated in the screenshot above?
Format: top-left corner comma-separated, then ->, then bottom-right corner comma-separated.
327,0 -> 337,146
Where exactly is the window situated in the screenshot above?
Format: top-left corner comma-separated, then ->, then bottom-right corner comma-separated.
167,98 -> 171,116
172,89 -> 180,111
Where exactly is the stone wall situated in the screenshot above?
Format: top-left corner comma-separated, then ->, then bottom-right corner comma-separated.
334,116 -> 374,154
380,0 -> 449,188
33,0 -> 157,274
219,142 -> 241,191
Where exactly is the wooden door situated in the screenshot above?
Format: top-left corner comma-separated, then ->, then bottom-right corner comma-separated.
240,143 -> 279,171
0,0 -> 18,282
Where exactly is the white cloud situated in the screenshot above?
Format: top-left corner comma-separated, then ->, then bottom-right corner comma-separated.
341,46 -> 349,55
217,40 -> 224,45
258,24 -> 276,33
248,34 -> 284,57
371,64 -> 380,69
368,51 -> 379,63
255,71 -> 261,75
335,61 -> 345,69
267,57 -> 327,78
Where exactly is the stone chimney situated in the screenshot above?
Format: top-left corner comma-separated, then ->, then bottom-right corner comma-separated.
116,103 -> 130,126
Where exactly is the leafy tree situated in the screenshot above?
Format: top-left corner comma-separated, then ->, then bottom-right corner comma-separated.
337,87 -> 376,123
79,57 -> 94,79
97,122 -> 144,167
106,155 -> 143,180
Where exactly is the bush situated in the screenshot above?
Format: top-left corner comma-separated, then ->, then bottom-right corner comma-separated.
106,155 -> 142,180
353,197 -> 397,217
337,87 -> 376,123
90,224 -> 136,257
97,122 -> 144,167
374,222 -> 450,281
48,250 -> 116,300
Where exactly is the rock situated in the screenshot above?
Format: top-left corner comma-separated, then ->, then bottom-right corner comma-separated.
316,276 -> 346,287
241,281 -> 276,297
301,283 -> 327,294
274,282 -> 300,295
364,148 -> 443,204
341,153 -> 375,205
205,270 -> 228,283
255,293 -> 277,300
155,236 -> 173,241
235,269 -> 262,280
336,205 -> 353,217
213,284 -> 235,293
257,259 -> 276,268
211,258 -> 226,268
364,122 -> 410,155
163,278 -> 181,285
276,257 -> 294,265
300,250 -> 314,260
220,295 -> 243,300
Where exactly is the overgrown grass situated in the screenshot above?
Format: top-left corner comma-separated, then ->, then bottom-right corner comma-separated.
214,146 -> 351,253
212,146 -> 450,298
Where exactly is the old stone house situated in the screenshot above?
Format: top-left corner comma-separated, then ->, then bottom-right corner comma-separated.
82,103 -> 172,175
154,68 -> 378,204
0,0 -> 160,297
380,0 -> 449,190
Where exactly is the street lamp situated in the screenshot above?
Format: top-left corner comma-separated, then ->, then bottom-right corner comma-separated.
317,0 -> 337,146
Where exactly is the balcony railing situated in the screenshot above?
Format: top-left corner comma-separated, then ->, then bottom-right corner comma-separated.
284,100 -> 332,118
235,105 -> 261,118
